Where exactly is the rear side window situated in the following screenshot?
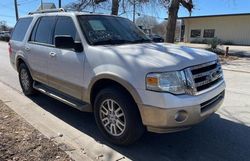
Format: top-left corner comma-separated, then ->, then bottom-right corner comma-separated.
30,18 -> 40,42
11,17 -> 33,41
34,16 -> 56,44
54,16 -> 79,42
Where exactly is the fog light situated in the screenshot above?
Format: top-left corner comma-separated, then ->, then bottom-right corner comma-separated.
175,110 -> 188,123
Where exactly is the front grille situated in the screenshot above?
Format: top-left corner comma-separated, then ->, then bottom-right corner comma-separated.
200,91 -> 225,113
185,60 -> 224,95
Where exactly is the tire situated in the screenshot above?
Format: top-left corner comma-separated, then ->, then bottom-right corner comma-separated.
94,87 -> 145,145
18,63 -> 35,95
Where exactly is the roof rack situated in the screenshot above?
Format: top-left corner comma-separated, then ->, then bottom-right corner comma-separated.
28,8 -> 66,15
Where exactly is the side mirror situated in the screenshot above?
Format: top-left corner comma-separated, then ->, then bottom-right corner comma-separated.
55,35 -> 83,52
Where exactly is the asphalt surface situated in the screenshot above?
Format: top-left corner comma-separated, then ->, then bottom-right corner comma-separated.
1,41 -> 250,161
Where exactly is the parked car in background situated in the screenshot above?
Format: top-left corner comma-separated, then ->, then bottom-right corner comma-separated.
0,31 -> 10,41
9,9 -> 225,145
147,34 -> 164,43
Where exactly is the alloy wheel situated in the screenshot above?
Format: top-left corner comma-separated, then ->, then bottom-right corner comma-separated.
20,69 -> 30,91
99,99 -> 126,136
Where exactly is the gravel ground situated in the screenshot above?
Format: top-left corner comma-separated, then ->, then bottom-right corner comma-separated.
218,55 -> 238,64
0,100 -> 73,161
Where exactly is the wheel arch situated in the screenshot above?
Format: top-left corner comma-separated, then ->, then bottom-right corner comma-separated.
16,57 -> 25,71
88,74 -> 143,109
16,56 -> 34,77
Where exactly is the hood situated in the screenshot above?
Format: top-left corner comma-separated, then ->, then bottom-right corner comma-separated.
88,43 -> 218,72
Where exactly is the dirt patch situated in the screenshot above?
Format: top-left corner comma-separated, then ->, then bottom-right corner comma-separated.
218,55 -> 239,64
0,100 -> 73,161
205,48 -> 239,64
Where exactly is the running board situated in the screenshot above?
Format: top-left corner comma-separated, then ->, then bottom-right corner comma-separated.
33,82 -> 92,112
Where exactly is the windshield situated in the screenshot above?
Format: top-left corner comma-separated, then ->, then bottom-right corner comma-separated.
77,15 -> 151,45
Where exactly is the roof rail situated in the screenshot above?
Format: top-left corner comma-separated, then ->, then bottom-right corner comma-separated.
28,8 -> 66,15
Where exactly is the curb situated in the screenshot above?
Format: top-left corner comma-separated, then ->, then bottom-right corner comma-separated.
222,68 -> 250,74
0,81 -> 130,161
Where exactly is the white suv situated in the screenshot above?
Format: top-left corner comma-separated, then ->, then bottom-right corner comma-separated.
9,9 -> 225,145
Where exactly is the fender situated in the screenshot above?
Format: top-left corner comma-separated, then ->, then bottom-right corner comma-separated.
15,54 -> 28,70
85,73 -> 143,105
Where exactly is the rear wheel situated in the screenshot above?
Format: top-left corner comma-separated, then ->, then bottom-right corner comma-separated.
94,87 -> 145,145
18,63 -> 35,95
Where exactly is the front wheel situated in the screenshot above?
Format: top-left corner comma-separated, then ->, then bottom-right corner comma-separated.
18,63 -> 35,95
94,87 -> 145,145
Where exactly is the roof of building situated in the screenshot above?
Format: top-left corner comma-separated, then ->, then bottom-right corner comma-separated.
178,13 -> 250,20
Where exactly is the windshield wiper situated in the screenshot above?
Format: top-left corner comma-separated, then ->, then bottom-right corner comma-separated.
91,38 -> 151,45
131,38 -> 152,44
92,39 -> 133,45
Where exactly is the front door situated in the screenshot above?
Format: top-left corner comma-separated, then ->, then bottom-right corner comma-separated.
27,16 -> 57,85
48,16 -> 85,100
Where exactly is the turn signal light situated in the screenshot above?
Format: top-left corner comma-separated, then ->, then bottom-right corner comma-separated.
146,77 -> 158,86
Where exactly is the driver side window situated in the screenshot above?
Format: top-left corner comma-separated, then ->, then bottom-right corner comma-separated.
54,16 -> 80,44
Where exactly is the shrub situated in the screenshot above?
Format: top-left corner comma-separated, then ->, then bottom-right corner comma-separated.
190,39 -> 203,44
222,40 -> 234,45
201,39 -> 208,44
207,37 -> 222,49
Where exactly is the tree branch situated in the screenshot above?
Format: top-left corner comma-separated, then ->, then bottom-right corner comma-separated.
179,0 -> 193,12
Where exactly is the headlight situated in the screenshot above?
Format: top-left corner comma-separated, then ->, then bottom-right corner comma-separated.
146,71 -> 186,94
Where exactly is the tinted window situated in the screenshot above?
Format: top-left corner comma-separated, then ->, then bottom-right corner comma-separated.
35,16 -> 56,44
30,18 -> 40,42
190,29 -> 201,38
203,29 -> 215,38
11,17 -> 33,41
54,17 -> 79,42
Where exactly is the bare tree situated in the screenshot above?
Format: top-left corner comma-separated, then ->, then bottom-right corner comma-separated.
65,0 -> 105,11
65,0 -> 149,15
0,21 -> 9,31
165,0 -> 193,43
107,0 -> 149,16
65,0 -> 193,43
152,21 -> 167,36
111,0 -> 119,15
135,15 -> 158,29
65,0 -> 91,11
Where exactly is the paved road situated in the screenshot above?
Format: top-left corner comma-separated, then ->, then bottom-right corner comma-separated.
0,42 -> 21,91
1,41 -> 250,161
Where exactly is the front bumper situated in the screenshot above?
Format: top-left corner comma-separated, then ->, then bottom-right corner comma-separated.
138,90 -> 225,133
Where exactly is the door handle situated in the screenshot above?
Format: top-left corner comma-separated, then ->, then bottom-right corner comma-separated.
25,46 -> 30,51
49,52 -> 57,57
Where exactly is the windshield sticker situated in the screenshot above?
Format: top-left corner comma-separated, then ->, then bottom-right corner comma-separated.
89,20 -> 106,31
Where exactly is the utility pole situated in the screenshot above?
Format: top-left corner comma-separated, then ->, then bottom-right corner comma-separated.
59,0 -> 61,8
133,0 -> 136,23
41,0 -> 43,10
14,0 -> 19,21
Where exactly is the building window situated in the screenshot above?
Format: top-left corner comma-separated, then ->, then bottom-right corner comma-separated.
190,30 -> 201,38
203,29 -> 215,38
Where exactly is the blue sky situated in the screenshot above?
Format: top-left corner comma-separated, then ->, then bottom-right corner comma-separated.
1,0 -> 250,27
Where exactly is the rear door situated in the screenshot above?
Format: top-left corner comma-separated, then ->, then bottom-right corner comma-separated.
9,17 -> 33,68
47,16 -> 85,100
26,16 -> 57,84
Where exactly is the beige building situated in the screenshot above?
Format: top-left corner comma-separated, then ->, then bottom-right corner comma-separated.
180,13 -> 250,45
